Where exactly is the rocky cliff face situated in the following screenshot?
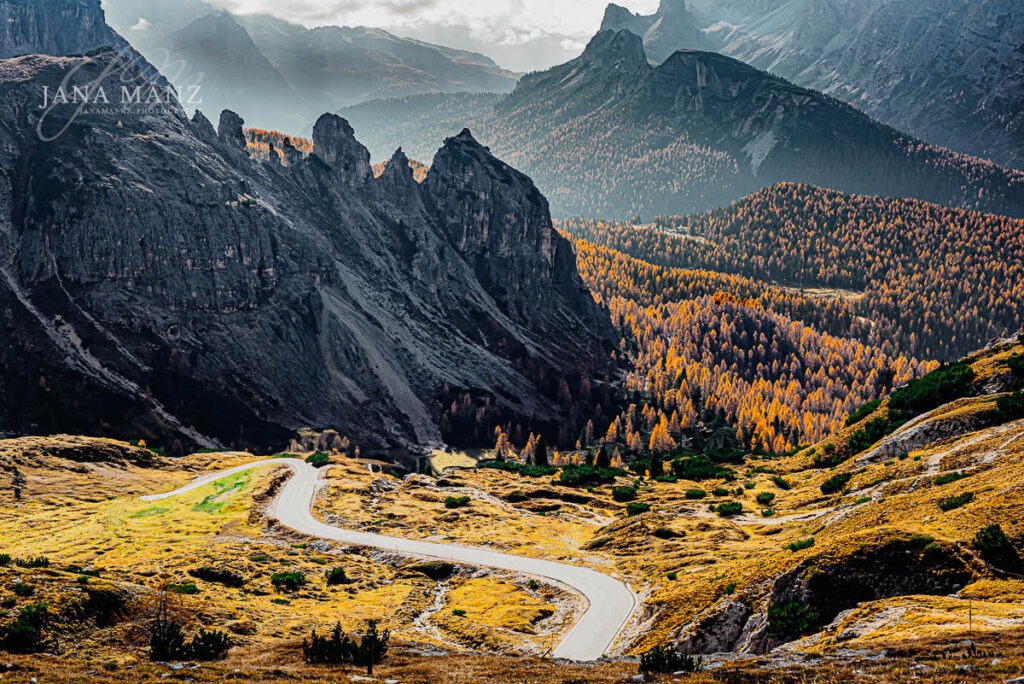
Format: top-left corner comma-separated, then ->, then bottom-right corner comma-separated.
0,0 -> 130,58
0,51 -> 613,455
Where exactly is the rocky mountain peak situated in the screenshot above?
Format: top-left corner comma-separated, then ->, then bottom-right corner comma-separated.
190,110 -> 218,143
311,113 -> 372,184
581,30 -> 650,73
217,110 -> 247,152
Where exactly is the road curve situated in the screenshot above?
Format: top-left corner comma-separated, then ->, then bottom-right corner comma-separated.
142,458 -> 637,661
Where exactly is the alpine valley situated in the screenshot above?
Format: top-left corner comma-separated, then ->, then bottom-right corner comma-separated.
1,1 -> 1023,683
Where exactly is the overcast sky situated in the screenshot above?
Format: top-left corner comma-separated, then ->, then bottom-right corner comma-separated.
205,0 -> 663,71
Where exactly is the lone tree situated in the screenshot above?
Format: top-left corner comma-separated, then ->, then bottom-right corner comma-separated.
534,435 -> 549,467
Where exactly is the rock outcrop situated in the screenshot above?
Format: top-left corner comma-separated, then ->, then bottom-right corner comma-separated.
0,51 -> 614,455
0,0 -> 129,58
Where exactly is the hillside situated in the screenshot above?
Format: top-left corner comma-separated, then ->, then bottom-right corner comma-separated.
3,335 -> 1023,680
340,30 -> 1024,220
563,182 -> 1024,362
604,0 -> 1024,171
0,50 -> 612,456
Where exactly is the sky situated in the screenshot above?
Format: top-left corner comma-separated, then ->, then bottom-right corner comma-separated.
205,0 -> 663,71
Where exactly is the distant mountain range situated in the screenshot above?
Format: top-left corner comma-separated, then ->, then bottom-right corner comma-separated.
101,0 -> 519,132
341,30 -> 1024,220
601,0 -> 1024,171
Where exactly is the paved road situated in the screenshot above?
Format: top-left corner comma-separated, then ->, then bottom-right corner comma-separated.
142,458 -> 638,661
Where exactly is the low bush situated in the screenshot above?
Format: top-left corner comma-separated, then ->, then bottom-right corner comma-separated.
188,629 -> 232,661
305,452 -> 330,468
934,472 -> 969,486
626,502 -> 651,516
671,456 -> 735,482
189,567 -> 245,588
452,609 -> 467,617
169,583 -> 198,595
786,538 -> 815,552
12,584 -> 34,597
477,460 -> 557,478
713,502 -> 743,517
270,572 -> 306,592
756,492 -> 776,506
712,487 -> 730,497
638,645 -> 702,675
0,554 -> 10,567
612,487 -> 638,502
845,399 -> 882,426
996,392 -> 1024,422
938,492 -> 974,511
889,362 -> 975,415
444,496 -> 471,509
772,475 -> 792,491
13,557 -> 49,569
972,525 -> 1013,564
558,465 -> 625,487
767,601 -> 820,640
2,602 -> 50,653
303,620 -> 390,672
325,567 -> 352,586
820,472 -> 852,495
684,489 -> 707,500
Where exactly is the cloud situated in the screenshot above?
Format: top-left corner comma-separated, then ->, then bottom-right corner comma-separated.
130,17 -> 152,31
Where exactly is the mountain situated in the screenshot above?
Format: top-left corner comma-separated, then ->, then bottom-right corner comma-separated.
102,0 -> 519,132
0,0 -> 129,58
602,0 -> 1024,170
164,13 -> 303,131
344,31 -> 1024,220
0,50 -> 613,455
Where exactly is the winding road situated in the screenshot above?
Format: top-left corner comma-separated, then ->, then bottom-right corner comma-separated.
142,458 -> 638,661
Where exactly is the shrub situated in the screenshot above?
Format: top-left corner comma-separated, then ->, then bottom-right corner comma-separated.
934,472 -> 969,486
149,612 -> 186,661
626,502 -> 651,516
845,417 -> 893,455
306,452 -> 331,468
478,460 -> 557,478
724,583 -> 736,595
772,475 -> 792,491
712,487 -> 730,497
12,584 -> 34,597
938,492 -> 974,511
1,602 -> 50,653
889,363 -> 975,415
684,489 -> 707,500
169,583 -> 198,595
14,557 -> 49,569
612,487 -> 638,502
303,620 -> 390,673
189,567 -> 245,588
972,525 -> 1012,563
188,629 -> 231,661
996,392 -> 1024,421
756,492 -> 776,506
325,567 -> 351,586
452,609 -> 467,617
0,554 -> 10,567
654,475 -> 678,483
671,456 -> 735,481
666,572 -> 678,581
639,645 -> 702,675
714,502 -> 743,517
761,509 -> 775,518
444,496 -> 471,509
846,399 -> 882,426
558,465 -> 625,487
820,472 -> 852,495
786,538 -> 815,552
653,527 -> 683,539
767,601 -> 820,640
270,572 -> 306,592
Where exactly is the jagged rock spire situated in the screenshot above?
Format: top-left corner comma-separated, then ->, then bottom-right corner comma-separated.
217,110 -> 247,153
311,113 -> 371,184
